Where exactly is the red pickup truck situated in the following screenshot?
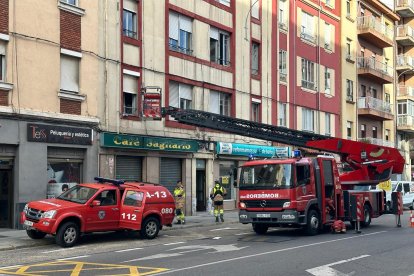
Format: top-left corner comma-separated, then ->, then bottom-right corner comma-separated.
20,177 -> 175,247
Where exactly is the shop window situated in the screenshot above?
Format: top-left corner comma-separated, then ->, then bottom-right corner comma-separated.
47,161 -> 82,198
219,161 -> 237,200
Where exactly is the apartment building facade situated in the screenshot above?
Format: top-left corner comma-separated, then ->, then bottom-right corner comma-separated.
0,0 -> 101,228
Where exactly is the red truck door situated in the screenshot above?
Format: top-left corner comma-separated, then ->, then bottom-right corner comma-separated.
119,188 -> 145,230
85,189 -> 120,231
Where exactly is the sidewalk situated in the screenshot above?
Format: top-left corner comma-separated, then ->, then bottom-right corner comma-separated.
0,210 -> 239,251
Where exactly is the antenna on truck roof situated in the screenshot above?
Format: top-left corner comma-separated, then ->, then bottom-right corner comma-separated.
94,177 -> 125,186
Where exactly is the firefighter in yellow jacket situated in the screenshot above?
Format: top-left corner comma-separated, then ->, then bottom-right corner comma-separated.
210,180 -> 227,223
173,180 -> 185,224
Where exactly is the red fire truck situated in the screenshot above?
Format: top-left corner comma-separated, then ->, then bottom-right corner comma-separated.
163,107 -> 405,235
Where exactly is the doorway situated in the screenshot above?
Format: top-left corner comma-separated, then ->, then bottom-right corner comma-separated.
196,170 -> 206,211
0,169 -> 12,228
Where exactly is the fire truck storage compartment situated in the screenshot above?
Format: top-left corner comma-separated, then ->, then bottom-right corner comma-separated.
115,156 -> 142,182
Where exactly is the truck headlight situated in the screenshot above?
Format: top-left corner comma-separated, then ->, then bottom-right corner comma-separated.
23,204 -> 29,214
283,202 -> 291,208
41,210 -> 57,219
240,202 -> 246,208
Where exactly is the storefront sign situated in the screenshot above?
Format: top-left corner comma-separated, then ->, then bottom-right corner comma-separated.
101,133 -> 199,152
216,142 -> 290,158
27,124 -> 92,145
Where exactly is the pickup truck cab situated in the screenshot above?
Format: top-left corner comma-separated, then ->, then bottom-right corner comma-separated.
20,177 -> 175,247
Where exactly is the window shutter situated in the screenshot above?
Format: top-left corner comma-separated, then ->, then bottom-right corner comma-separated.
179,83 -> 192,100
124,0 -> 137,13
169,81 -> 179,108
123,74 -> 138,94
169,12 -> 179,40
60,55 -> 79,92
0,42 -> 5,55
210,91 -> 219,114
180,15 -> 192,33
210,26 -> 219,40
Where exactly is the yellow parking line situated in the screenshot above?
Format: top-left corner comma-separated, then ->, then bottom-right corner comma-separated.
70,262 -> 84,276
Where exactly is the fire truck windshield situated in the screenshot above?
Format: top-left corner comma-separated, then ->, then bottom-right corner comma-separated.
58,185 -> 98,204
240,164 -> 293,189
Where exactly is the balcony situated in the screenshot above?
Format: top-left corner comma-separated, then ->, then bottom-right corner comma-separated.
357,57 -> 394,84
357,96 -> 394,120
397,85 -> 414,100
397,115 -> 414,133
396,55 -> 414,74
396,0 -> 414,17
358,137 -> 395,148
357,16 -> 394,48
396,25 -> 414,46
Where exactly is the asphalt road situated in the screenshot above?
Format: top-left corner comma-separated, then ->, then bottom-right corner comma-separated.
1,213 -> 414,276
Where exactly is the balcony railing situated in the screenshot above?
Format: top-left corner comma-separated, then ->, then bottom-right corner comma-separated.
300,31 -> 316,44
280,72 -> 287,83
396,0 -> 414,17
397,115 -> 414,128
357,96 -> 392,113
357,16 -> 394,41
123,106 -> 138,116
397,54 -> 414,68
357,57 -> 393,77
397,85 -> 414,97
397,25 -> 414,38
358,137 -> 395,148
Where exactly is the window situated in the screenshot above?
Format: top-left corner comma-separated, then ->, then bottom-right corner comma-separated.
346,121 -> 352,139
48,161 -> 82,199
61,0 -> 77,6
360,84 -> 366,97
346,79 -> 353,101
296,165 -> 310,185
372,126 -> 377,139
217,0 -> 230,6
210,91 -> 230,116
251,0 -> 259,19
398,101 -> 407,115
325,0 -> 332,6
279,50 -> 287,83
123,0 -> 137,39
360,124 -> 366,138
371,87 -> 377,98
169,81 -> 192,110
169,12 -> 192,55
123,74 -> 138,115
385,129 -> 390,141
346,38 -> 352,60
251,101 -> 260,122
210,27 -> 230,66
301,58 -> 315,90
278,0 -> 288,30
251,42 -> 260,75
302,108 -> 315,132
301,11 -> 315,43
60,55 -> 79,92
0,42 -> 5,82
324,23 -> 331,50
96,190 -> 117,206
385,93 -> 390,104
123,190 -> 144,207
346,0 -> 351,17
325,113 -> 331,136
278,102 -> 287,127
324,67 -> 331,94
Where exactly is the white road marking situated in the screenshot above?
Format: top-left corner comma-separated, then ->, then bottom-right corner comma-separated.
42,245 -> 87,254
209,227 -> 239,231
212,237 -> 222,240
235,232 -> 250,236
115,247 -> 143,253
58,255 -> 90,260
164,241 -> 186,246
306,255 -> 370,276
153,231 -> 387,275
0,265 -> 22,270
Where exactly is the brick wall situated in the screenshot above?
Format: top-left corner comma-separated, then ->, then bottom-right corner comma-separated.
0,0 -> 9,34
60,10 -> 81,51
60,99 -> 81,115
0,90 -> 8,106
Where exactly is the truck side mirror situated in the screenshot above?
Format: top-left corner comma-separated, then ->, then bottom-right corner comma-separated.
90,200 -> 101,207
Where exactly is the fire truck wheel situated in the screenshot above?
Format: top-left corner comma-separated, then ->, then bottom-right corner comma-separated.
26,229 -> 47,239
56,221 -> 79,248
140,217 -> 160,239
305,209 -> 320,236
252,223 -> 268,235
361,205 -> 371,227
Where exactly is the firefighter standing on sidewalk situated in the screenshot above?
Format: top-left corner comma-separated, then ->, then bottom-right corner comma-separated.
210,180 -> 227,223
173,180 -> 185,224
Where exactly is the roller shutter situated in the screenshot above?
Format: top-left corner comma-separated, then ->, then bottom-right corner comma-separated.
116,156 -> 142,181
160,158 -> 182,193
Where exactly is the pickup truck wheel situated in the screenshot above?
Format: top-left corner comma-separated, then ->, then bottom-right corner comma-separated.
140,217 -> 160,239
361,205 -> 371,227
56,222 -> 79,247
26,229 -> 47,239
252,223 -> 268,235
305,210 -> 320,236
